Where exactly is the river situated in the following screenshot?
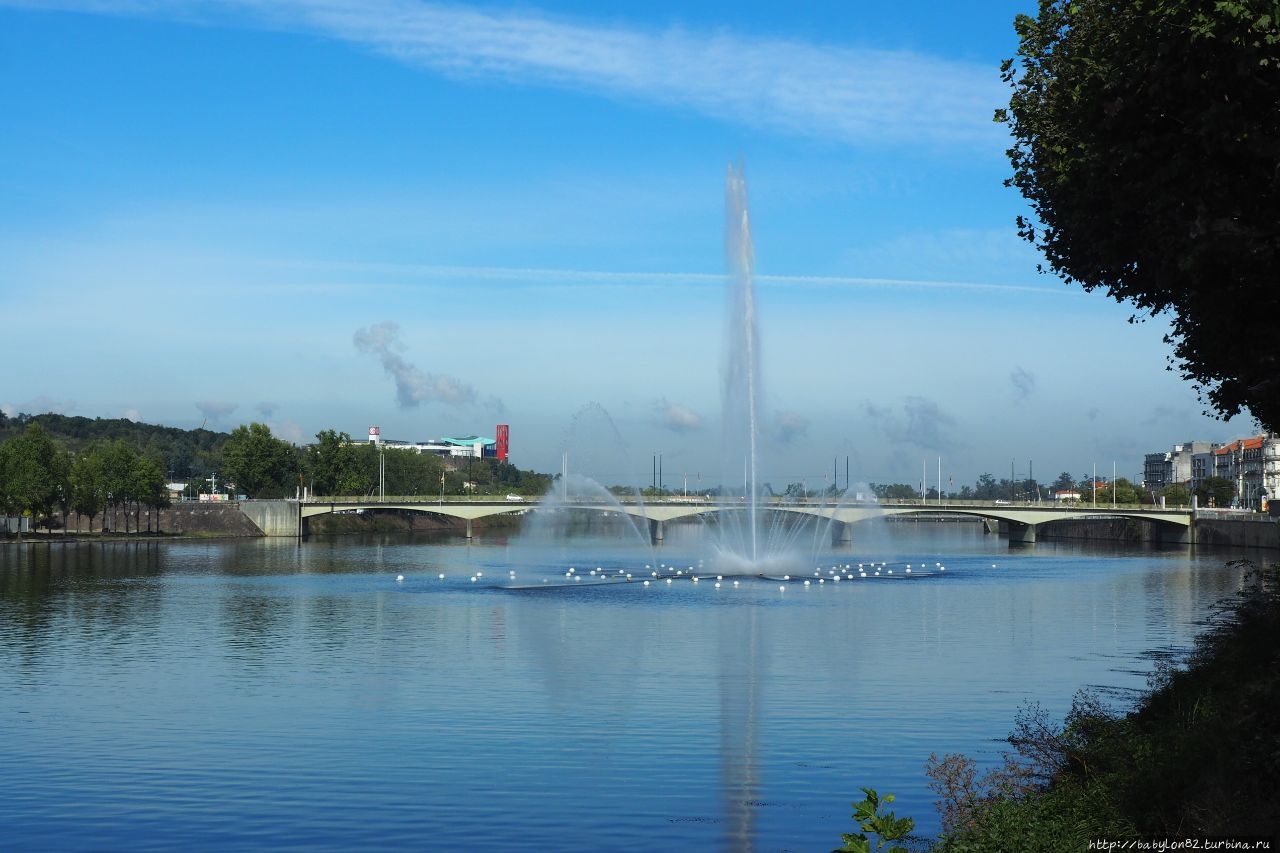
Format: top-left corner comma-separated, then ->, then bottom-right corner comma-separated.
0,523 -> 1253,851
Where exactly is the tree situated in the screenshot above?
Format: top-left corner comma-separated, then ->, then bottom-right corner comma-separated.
222,423 -> 298,499
101,440 -> 137,532
999,1 -> 1280,427
973,474 -> 1000,501
131,454 -> 169,532
70,444 -> 108,533
874,483 -> 918,501
1096,477 -> 1139,505
1196,476 -> 1236,508
1051,471 -> 1075,493
0,423 -> 62,535
305,430 -> 364,496
1161,483 -> 1192,507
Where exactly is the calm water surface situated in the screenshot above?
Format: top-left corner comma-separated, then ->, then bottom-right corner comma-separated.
0,524 -> 1252,851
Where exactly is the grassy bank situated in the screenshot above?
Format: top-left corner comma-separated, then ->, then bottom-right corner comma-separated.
841,562 -> 1280,851
927,561 -> 1278,849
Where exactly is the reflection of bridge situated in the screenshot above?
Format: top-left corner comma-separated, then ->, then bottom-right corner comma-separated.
280,497 -> 1195,545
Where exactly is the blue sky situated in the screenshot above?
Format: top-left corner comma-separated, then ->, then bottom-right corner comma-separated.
0,0 -> 1253,490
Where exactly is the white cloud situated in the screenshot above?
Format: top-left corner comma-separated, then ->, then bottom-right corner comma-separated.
772,410 -> 809,445
654,398 -> 703,433
6,0 -> 1005,149
861,396 -> 957,452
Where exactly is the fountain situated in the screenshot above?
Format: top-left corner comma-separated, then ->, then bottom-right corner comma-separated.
518,163 -> 867,576
720,163 -> 763,564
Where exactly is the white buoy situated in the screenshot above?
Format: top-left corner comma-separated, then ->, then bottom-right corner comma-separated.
733,580 -> 739,587
714,582 -> 721,589
643,580 -> 650,587
471,576 -> 477,583
779,585 -> 786,592
804,580 -> 811,586
438,573 -> 445,580
666,578 -> 673,585
905,568 -> 912,573
396,574 -> 404,582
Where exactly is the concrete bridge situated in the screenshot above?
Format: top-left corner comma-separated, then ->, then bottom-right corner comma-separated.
243,497 -> 1196,545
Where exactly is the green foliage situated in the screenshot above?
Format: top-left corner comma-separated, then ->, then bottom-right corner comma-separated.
0,423 -> 63,528
1000,0 -> 1280,427
1195,475 -> 1236,508
222,423 -> 299,499
872,483 -> 919,500
305,430 -> 365,496
69,444 -> 108,524
834,788 -> 915,853
1159,483 -> 1191,506
0,411 -> 226,479
1095,477 -> 1139,505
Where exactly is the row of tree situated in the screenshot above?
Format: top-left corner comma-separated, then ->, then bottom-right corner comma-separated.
866,471 -> 1234,508
0,423 -> 169,534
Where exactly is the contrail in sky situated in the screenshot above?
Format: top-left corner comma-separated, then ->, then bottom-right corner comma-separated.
3,0 -> 1005,149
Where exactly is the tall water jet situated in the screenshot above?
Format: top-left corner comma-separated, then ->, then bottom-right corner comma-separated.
722,163 -> 762,564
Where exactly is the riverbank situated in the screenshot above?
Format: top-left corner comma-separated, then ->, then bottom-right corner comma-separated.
917,561 -> 1279,849
0,502 -> 514,543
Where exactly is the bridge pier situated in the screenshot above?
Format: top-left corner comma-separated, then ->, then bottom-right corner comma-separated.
1007,521 -> 1037,545
465,519 -> 473,539
1161,522 -> 1194,546
831,520 -> 853,546
649,519 -> 664,543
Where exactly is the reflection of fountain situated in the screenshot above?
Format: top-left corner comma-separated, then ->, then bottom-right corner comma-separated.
719,604 -> 762,851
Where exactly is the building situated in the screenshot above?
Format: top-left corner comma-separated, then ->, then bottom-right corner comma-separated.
1212,435 -> 1280,509
1147,433 -> 1280,509
363,425 -> 509,461
1143,440 -> 1218,494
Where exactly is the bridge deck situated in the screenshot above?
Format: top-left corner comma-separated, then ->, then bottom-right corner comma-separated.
297,498 -> 1192,528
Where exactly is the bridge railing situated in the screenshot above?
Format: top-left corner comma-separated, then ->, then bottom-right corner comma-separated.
293,494 -> 1194,514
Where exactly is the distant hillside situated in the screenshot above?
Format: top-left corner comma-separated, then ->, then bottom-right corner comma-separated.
0,411 -> 229,479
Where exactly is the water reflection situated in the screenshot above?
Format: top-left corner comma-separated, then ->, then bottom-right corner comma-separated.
0,532 -> 1259,851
